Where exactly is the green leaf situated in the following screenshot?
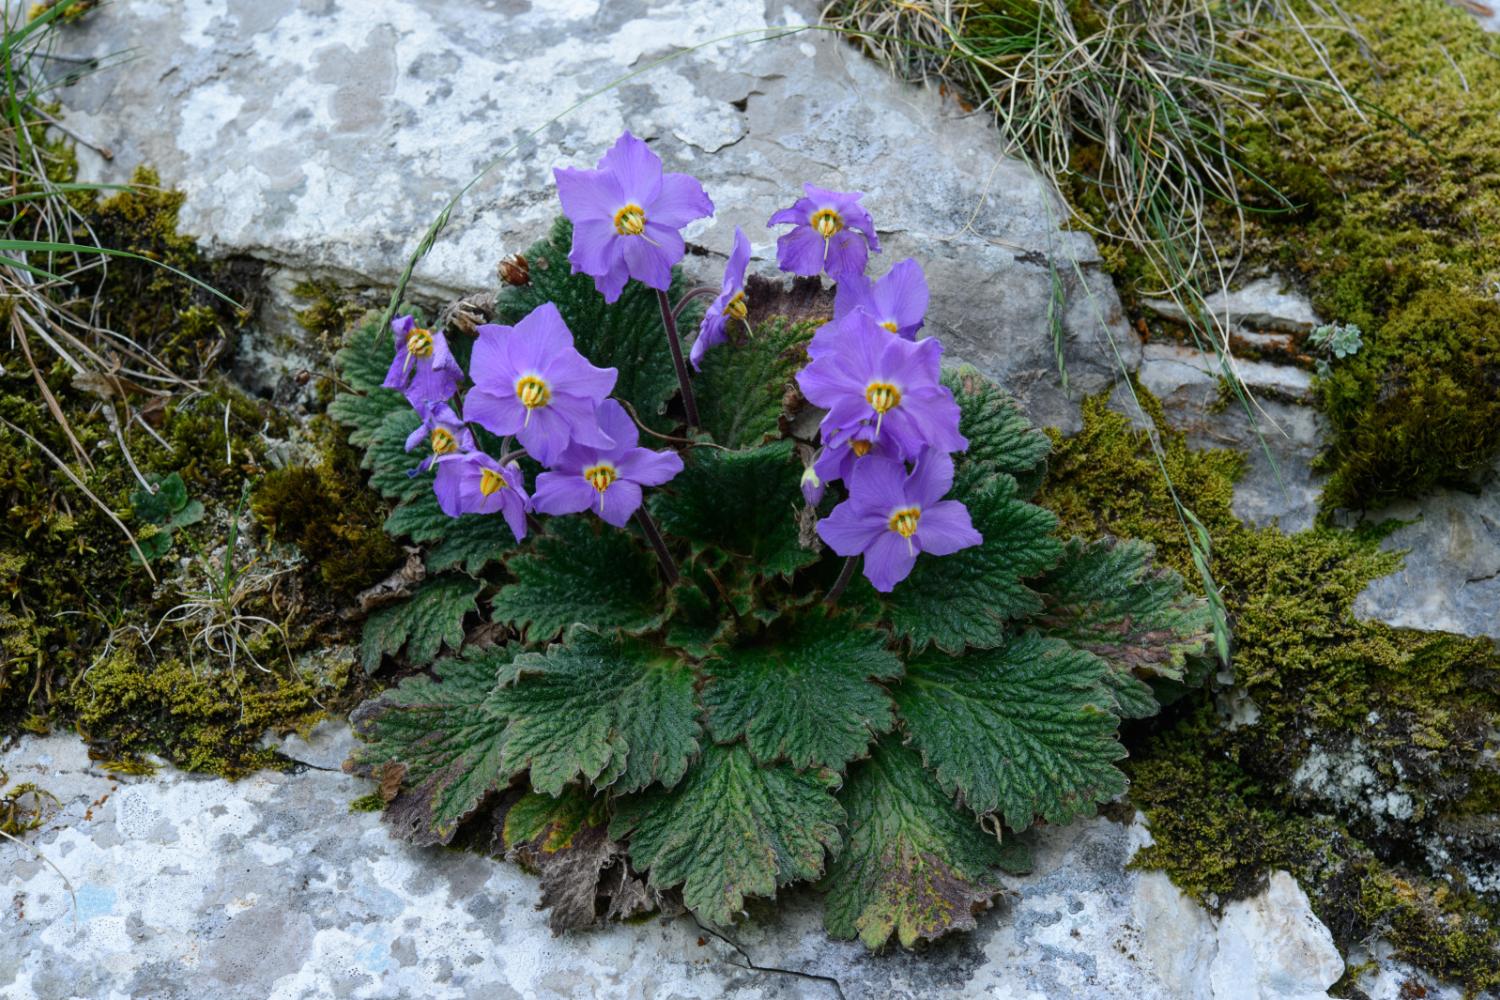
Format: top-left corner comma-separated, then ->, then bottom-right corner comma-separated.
1039,537 -> 1211,677
652,440 -> 816,579
490,627 -> 699,796
878,474 -> 1062,653
166,499 -> 205,530
365,407 -> 429,503
703,607 -> 901,770
944,365 -> 1051,497
130,471 -> 190,524
491,519 -> 668,640
330,317 -> 408,449
496,217 -> 680,432
1037,537 -> 1212,717
502,786 -> 604,852
359,574 -> 479,673
383,493 -> 518,576
823,739 -> 1006,949
347,647 -> 513,845
694,317 -> 813,448
894,633 -> 1126,830
611,744 -> 844,926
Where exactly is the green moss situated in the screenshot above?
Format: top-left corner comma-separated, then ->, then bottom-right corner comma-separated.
292,279 -> 367,344
252,416 -> 402,599
1044,389 -> 1500,991
1216,0 -> 1500,512
349,792 -> 387,813
62,649 -> 338,779
1039,389 -> 1244,579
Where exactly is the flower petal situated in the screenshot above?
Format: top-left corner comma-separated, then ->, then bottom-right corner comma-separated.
600,131 -> 663,206
816,501 -> 888,556
596,479 -> 643,527
568,218 -> 622,279
906,449 -> 955,507
533,470 -> 596,517
650,171 -> 714,227
775,225 -> 827,276
617,446 -> 683,486
823,229 -> 870,282
847,455 -> 909,513
555,165 -> 623,222
916,500 -> 982,556
463,388 -> 525,437
861,531 -> 916,591
621,235 -> 674,291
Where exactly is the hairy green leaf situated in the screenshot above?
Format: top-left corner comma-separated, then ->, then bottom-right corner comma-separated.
365,406 -> 429,503
347,647 -> 513,845
823,739 -> 1006,948
944,365 -> 1051,497
1039,537 -> 1212,682
895,633 -> 1126,830
694,317 -> 813,449
330,317 -> 408,449
491,519 -> 668,641
359,574 -> 479,673
490,627 -> 699,796
879,474 -> 1062,653
611,743 -> 844,926
383,492 -> 518,576
496,217 -> 682,432
703,608 -> 901,769
653,440 -> 816,579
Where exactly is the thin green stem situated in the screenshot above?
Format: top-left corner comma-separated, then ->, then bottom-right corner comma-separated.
656,288 -> 700,430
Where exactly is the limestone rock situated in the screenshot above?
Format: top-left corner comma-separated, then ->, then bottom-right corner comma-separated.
45,0 -> 1136,430
1209,872 -> 1344,1000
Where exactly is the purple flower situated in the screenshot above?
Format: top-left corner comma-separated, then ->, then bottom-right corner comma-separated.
816,450 -> 981,592
432,451 -> 530,542
464,302 -> 618,466
404,400 -> 476,473
832,258 -> 928,339
532,399 -> 684,528
767,183 -> 880,282
554,131 -> 715,303
383,315 -> 463,405
795,312 -> 966,457
802,422 -> 902,505
690,226 -> 752,371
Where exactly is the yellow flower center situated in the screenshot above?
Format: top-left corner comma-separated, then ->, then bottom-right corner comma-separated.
879,320 -> 898,334
850,439 -> 873,458
479,468 -> 508,496
811,208 -> 843,239
723,291 -> 748,321
405,328 -> 434,359
865,382 -> 901,415
613,203 -> 647,236
515,374 -> 551,410
430,427 -> 458,455
584,463 -> 617,498
888,506 -> 921,543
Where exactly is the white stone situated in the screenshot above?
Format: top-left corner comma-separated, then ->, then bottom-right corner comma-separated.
1209,871 -> 1343,1000
43,0 -> 1137,431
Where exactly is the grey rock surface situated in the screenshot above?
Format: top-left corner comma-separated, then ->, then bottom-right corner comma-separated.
3,728 -> 1441,1000
47,0 -> 1135,431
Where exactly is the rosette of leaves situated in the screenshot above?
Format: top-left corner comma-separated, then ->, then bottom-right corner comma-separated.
336,218 -> 1214,947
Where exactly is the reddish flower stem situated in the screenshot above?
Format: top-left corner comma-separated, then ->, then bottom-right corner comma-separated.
634,507 -> 679,587
656,288 -> 700,430
825,556 -> 858,607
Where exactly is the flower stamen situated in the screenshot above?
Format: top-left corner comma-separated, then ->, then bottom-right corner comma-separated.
888,505 -> 921,556
405,328 -> 434,359
479,468 -> 508,496
430,427 -> 458,456
515,374 -> 551,427
723,291 -> 748,322
613,203 -> 647,237
811,208 -> 844,239
864,381 -> 902,436
850,439 -> 872,458
584,463 -> 617,512
879,320 -> 898,334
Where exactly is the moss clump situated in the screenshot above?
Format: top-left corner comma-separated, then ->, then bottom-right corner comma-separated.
1216,0 -> 1500,512
1039,390 -> 1244,580
252,417 -> 403,599
63,649 -> 338,779
1044,389 -> 1500,991
292,279 -> 368,343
